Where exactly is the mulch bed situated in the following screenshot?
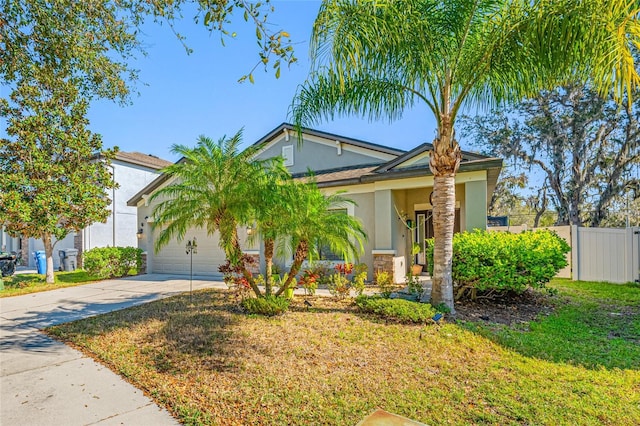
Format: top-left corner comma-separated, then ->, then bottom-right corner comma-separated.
453,289 -> 554,325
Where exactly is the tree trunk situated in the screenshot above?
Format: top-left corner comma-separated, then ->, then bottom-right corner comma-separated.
425,113 -> 460,314
264,238 -> 275,296
428,175 -> 457,313
226,226 -> 261,297
275,240 -> 308,297
42,233 -> 55,284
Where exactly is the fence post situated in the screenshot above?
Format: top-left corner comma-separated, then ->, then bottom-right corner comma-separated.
571,225 -> 579,281
633,227 -> 640,283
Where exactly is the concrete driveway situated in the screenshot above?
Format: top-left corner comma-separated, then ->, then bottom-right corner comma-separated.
0,274 -> 227,425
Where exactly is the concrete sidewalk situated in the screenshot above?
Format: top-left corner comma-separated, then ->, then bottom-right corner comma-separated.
0,274 -> 227,425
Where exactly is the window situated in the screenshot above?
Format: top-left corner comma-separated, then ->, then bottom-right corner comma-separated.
282,145 -> 294,167
317,208 -> 347,261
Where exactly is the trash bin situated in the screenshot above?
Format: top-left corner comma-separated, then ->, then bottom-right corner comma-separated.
34,250 -> 46,275
59,248 -> 78,272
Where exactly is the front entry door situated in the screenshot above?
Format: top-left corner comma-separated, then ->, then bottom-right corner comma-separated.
415,209 -> 461,267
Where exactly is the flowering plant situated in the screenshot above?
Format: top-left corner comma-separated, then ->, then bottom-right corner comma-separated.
334,263 -> 354,275
218,254 -> 256,299
299,269 -> 320,295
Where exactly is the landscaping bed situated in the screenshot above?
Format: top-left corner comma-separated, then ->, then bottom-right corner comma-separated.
454,288 -> 554,326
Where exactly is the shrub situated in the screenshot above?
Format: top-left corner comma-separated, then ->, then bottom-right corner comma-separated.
374,270 -> 396,296
352,263 -> 368,296
328,270 -> 350,298
83,246 -> 142,279
311,261 -> 335,287
299,269 -> 319,295
218,254 -> 256,299
425,229 -> 570,300
355,295 -> 436,323
241,295 -> 290,316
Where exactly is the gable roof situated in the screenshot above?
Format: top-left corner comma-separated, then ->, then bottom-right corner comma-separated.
114,151 -> 173,170
373,143 -> 491,173
253,123 -> 406,157
127,124 -> 503,206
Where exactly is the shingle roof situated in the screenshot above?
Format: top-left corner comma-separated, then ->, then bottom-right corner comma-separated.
295,165 -> 379,185
115,152 -> 172,170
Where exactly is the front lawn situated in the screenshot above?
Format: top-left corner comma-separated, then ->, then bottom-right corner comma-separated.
463,279 -> 640,370
0,270 -> 101,297
47,280 -> 640,425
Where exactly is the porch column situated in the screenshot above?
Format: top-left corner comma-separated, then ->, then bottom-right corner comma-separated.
374,189 -> 396,249
373,189 -> 399,280
464,180 -> 487,231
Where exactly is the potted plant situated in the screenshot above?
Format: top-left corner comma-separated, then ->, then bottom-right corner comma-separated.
411,243 -> 423,276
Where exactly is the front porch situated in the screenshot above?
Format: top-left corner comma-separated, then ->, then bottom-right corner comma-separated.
370,177 -> 488,283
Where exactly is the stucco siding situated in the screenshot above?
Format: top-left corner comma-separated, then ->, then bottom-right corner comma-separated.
83,160 -> 162,249
255,134 -> 390,174
349,192 -> 375,280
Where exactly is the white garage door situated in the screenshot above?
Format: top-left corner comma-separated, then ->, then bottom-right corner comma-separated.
151,228 -> 226,276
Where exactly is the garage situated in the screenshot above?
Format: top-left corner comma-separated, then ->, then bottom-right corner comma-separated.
148,227 -> 226,277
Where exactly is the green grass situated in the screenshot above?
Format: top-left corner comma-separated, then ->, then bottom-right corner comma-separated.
0,270 -> 102,297
47,280 -> 640,425
462,279 -> 640,370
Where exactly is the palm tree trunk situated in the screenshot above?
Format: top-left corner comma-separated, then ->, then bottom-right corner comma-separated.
426,114 -> 461,314
264,238 -> 275,296
226,227 -> 262,297
275,240 -> 308,297
429,175 -> 456,312
42,233 -> 55,284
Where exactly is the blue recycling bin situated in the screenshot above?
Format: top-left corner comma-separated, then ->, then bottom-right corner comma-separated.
34,250 -> 46,275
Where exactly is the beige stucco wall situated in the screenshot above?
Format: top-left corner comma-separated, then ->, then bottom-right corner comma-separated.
255,133 -> 393,175
349,192 -> 375,279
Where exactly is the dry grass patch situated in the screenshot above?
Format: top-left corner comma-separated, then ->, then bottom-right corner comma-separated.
48,290 -> 640,425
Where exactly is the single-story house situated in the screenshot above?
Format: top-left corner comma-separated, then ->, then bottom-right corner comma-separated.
128,123 -> 502,281
1,152 -> 172,269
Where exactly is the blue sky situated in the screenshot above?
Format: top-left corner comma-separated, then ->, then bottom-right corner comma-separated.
87,0 -> 442,162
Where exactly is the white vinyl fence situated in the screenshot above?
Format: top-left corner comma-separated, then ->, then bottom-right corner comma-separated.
571,226 -> 640,284
487,225 -> 640,284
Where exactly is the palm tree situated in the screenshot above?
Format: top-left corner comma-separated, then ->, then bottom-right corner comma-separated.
274,178 -> 367,296
246,160 -> 293,296
290,0 -> 640,313
151,131 -> 267,296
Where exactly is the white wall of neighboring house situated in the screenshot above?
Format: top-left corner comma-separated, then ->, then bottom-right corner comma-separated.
1,153 -> 169,269
80,159 -> 163,252
0,227 -> 19,253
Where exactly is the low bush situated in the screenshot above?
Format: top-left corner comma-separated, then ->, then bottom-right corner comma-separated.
351,263 -> 368,296
355,295 -> 436,324
298,269 -> 319,295
242,295 -> 290,316
83,247 -> 142,279
425,229 -> 570,300
374,270 -> 396,296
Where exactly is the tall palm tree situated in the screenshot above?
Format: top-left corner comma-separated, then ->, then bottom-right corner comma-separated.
274,179 -> 367,296
151,131 -> 268,296
290,0 -> 640,313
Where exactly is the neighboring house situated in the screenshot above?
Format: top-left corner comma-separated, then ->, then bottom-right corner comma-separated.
128,123 -> 502,281
1,152 -> 172,270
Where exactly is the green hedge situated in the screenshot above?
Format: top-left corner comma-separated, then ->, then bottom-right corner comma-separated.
242,295 -> 290,316
355,295 -> 436,323
426,230 -> 570,298
83,246 -> 143,279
